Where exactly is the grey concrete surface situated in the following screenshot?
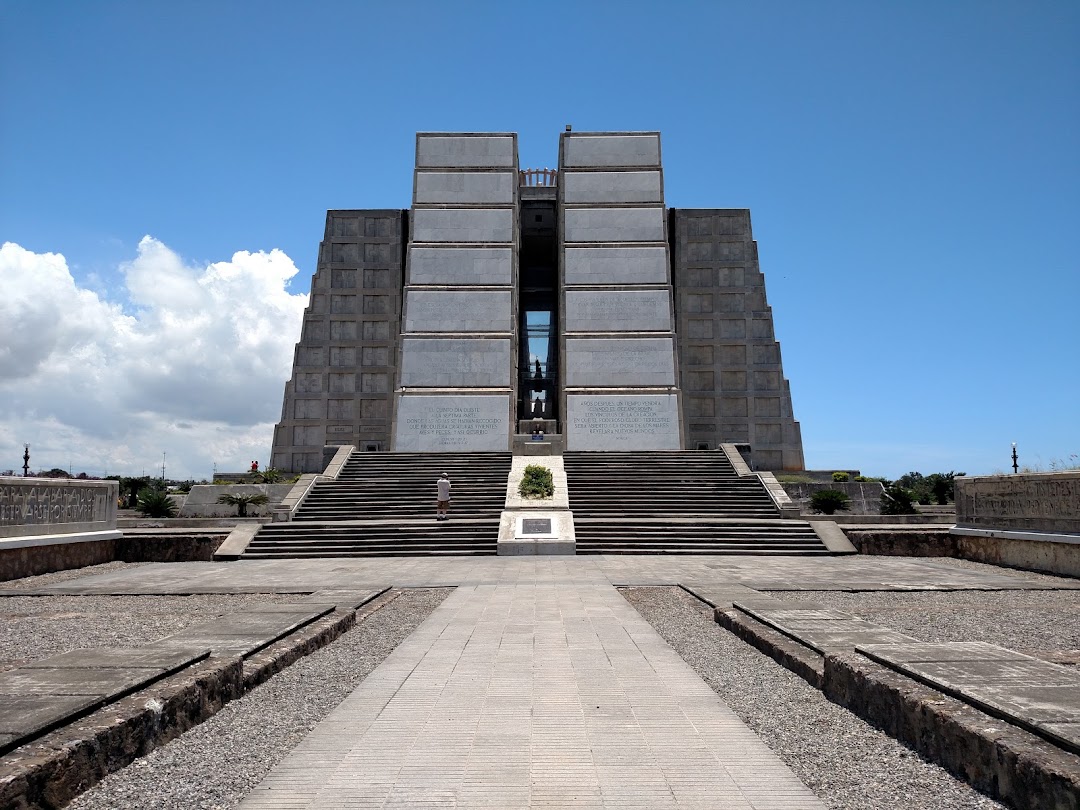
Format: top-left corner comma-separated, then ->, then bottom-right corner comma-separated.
407,246 -> 513,285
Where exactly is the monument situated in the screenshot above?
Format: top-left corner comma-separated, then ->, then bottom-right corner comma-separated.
271,130 -> 804,471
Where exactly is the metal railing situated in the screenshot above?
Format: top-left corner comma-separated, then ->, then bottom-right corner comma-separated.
519,168 -> 557,187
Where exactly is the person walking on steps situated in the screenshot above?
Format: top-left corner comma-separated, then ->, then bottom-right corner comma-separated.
436,472 -> 451,521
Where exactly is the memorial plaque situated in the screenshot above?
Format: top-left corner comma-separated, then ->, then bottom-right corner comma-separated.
521,518 -> 552,535
404,290 -> 512,333
399,338 -> 511,387
565,338 -> 676,387
566,395 -> 681,451
0,484 -> 109,527
564,290 -> 671,332
394,395 -> 510,452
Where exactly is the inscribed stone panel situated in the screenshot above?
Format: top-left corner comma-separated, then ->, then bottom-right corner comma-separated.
297,348 -> 324,366
414,171 -> 516,204
562,171 -> 662,204
416,135 -> 516,168
399,338 -> 511,387
293,426 -> 323,446
330,295 -> 357,314
363,269 -> 390,288
686,371 -> 714,391
363,322 -> 391,341
331,269 -> 357,288
363,296 -> 390,315
293,399 -> 323,419
362,347 -> 389,366
407,246 -> 513,286
685,319 -> 714,339
686,397 -> 715,418
684,293 -> 713,313
718,319 -> 746,339
328,373 -> 355,393
331,243 -> 359,263
754,371 -> 780,390
721,423 -> 750,441
721,371 -> 747,391
720,397 -> 748,417
563,246 -> 668,285
564,338 -> 676,387
755,397 -> 781,417
563,208 -> 665,243
361,399 -> 388,419
562,134 -> 661,168
327,399 -> 354,419
719,345 -> 747,364
295,373 -> 322,394
753,344 -> 780,364
330,321 -> 357,341
393,394 -> 510,452
303,321 -> 328,341
329,347 -> 356,367
411,208 -> 514,243
565,394 -> 681,451
404,290 -> 512,333
564,290 -> 671,332
361,373 -> 388,393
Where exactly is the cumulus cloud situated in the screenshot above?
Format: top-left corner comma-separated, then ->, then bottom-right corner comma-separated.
0,239 -> 307,479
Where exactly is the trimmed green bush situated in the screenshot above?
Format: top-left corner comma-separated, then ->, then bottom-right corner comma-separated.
518,465 -> 554,498
810,489 -> 851,515
135,488 -> 177,518
831,471 -> 850,482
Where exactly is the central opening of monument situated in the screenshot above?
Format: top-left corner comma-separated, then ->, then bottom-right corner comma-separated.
518,195 -> 559,429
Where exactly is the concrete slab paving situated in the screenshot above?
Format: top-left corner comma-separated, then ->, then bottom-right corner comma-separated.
239,562 -> 825,809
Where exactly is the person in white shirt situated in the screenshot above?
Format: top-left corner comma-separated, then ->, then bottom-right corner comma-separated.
436,473 -> 451,520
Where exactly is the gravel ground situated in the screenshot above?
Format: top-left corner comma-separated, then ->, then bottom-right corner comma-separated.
66,588 -> 450,810
771,558 -> 1080,660
623,586 -> 1005,810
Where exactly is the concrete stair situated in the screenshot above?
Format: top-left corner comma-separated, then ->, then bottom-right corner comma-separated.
241,453 -> 511,558
563,451 -> 829,555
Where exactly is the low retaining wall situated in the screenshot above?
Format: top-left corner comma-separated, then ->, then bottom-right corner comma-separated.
178,485 -> 293,518
956,471 -> 1080,533
1,477 -> 118,539
780,481 -> 886,515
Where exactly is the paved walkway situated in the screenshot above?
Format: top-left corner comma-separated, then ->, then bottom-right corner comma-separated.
239,561 -> 823,809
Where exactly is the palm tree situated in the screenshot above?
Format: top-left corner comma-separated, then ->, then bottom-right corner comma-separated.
217,493 -> 270,517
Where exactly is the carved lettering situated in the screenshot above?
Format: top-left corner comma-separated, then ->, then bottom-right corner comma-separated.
0,484 -> 108,527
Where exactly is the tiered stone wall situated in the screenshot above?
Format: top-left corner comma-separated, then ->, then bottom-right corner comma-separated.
670,209 -> 804,470
391,133 -> 519,452
559,132 -> 682,451
956,471 -> 1080,533
271,210 -> 405,471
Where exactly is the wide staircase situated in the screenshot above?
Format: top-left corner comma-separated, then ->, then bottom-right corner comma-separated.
563,451 -> 829,555
241,452 -> 511,558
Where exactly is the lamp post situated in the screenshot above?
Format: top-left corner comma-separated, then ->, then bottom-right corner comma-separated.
1011,442 -> 1019,474
22,444 -> 29,477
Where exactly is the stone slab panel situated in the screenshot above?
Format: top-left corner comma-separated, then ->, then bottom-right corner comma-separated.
414,171 -> 516,204
407,246 -> 512,286
562,133 -> 661,167
416,134 -> 515,168
394,395 -> 510,452
564,290 -> 672,332
563,207 -> 665,242
0,694 -> 99,737
399,337 -> 512,387
21,647 -> 208,671
411,208 -> 514,243
566,394 -> 681,451
0,667 -> 162,697
562,171 -> 662,204
563,246 -> 669,285
403,290 -> 512,333
564,337 -> 676,387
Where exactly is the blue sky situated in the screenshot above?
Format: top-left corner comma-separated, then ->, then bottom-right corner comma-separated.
2,1 -> 1077,480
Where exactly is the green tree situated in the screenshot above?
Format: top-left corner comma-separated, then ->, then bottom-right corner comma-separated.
217,493 -> 270,517
135,488 -> 177,518
810,489 -> 851,515
880,481 -> 918,515
254,467 -> 286,484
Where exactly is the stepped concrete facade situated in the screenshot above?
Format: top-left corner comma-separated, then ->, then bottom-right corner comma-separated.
272,131 -> 804,471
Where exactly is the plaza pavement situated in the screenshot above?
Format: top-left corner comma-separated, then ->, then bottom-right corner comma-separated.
9,555 -> 1076,808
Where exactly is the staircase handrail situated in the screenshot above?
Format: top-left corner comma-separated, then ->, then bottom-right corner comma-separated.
272,444 -> 356,522
718,443 -> 800,518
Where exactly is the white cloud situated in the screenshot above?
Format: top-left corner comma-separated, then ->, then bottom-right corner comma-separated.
0,239 -> 307,479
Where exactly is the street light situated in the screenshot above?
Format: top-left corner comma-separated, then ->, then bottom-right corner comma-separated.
1011,442 -> 1019,474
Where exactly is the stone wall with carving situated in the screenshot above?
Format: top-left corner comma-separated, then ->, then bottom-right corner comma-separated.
0,478 -> 119,539
955,471 -> 1080,533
